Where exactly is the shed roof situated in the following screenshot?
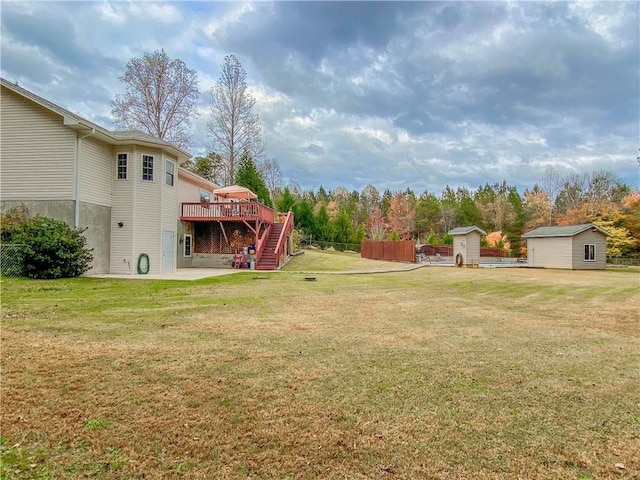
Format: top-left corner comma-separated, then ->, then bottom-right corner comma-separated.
522,223 -> 612,238
448,225 -> 487,236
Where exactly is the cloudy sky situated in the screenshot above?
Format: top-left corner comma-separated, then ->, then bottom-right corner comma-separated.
2,1 -> 638,194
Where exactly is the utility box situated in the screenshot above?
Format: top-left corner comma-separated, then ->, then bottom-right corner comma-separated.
448,226 -> 486,267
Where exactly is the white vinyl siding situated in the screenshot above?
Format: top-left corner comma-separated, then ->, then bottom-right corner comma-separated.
134,150 -> 164,274
79,136 -> 112,206
526,237 -> 573,269
110,147 -> 135,274
0,87 -> 76,200
161,154 -> 178,272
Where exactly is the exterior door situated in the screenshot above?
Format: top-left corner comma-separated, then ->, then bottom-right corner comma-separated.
162,230 -> 174,273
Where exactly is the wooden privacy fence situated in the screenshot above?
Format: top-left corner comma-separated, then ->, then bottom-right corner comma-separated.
361,240 -> 416,262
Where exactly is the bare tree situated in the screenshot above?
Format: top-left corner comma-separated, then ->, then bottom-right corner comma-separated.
258,157 -> 282,203
207,55 -> 265,186
112,49 -> 199,150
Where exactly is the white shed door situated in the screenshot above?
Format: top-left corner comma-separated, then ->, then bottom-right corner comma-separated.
162,230 -> 174,273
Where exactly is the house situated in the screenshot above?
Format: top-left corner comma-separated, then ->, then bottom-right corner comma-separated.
1,78 -> 293,274
521,224 -> 611,270
448,225 -> 486,267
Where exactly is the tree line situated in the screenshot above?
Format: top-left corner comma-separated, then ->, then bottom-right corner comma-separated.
273,168 -> 639,258
111,50 -> 639,258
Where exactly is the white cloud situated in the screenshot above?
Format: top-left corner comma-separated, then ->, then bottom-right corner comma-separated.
128,2 -> 183,24
95,2 -> 127,25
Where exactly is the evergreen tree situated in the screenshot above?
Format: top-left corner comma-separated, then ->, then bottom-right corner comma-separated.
276,186 -> 296,212
333,208 -> 354,246
314,204 -> 332,242
234,151 -> 272,207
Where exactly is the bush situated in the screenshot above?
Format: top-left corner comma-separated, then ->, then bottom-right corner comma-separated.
11,216 -> 93,279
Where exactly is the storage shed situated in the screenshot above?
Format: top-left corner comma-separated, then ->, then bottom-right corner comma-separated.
521,224 -> 611,270
448,226 -> 486,267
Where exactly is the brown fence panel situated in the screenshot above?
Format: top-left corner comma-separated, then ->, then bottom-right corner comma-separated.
361,240 -> 416,262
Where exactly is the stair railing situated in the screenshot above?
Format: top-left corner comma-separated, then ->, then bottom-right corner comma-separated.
255,224 -> 271,267
271,211 -> 294,269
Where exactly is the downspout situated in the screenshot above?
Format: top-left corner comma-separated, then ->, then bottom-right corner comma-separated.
74,128 -> 95,227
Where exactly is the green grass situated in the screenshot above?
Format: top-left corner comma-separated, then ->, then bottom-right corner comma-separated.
1,250 -> 639,479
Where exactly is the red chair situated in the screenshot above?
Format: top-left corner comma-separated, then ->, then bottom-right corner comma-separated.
233,252 -> 246,268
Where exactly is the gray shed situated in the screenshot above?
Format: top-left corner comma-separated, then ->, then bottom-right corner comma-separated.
448,226 -> 486,267
521,224 -> 611,270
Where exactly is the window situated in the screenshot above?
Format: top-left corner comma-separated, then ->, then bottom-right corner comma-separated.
117,153 -> 127,180
142,155 -> 154,181
183,234 -> 192,257
165,160 -> 175,186
584,244 -> 596,261
200,190 -> 210,203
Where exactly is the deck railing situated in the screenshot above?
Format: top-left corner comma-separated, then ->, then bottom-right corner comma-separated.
181,202 -> 274,223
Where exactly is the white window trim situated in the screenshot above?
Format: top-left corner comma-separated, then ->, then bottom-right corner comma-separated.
165,160 -> 175,186
584,244 -> 596,262
183,234 -> 192,257
142,154 -> 154,182
116,153 -> 128,180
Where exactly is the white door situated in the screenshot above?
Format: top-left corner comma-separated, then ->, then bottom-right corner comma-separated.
162,230 -> 174,273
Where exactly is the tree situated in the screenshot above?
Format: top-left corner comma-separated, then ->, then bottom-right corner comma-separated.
524,188 -> 552,230
293,198 -> 315,234
276,187 -> 296,213
234,151 -> 271,207
314,204 -> 332,242
366,205 -> 387,240
258,158 -> 282,204
333,209 -> 354,248
189,152 -> 223,183
207,55 -> 265,186
387,193 -> 415,239
112,49 -> 199,150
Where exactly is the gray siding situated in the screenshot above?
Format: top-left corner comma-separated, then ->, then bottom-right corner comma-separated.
571,230 -> 607,269
1,87 -> 76,200
79,202 -> 111,273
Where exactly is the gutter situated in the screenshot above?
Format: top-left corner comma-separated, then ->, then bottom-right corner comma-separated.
74,128 -> 95,228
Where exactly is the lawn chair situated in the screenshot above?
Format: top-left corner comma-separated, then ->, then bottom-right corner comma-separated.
233,252 -> 246,268
435,253 -> 444,262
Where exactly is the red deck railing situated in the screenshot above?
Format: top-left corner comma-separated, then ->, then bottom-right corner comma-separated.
273,211 -> 294,268
181,202 -> 274,223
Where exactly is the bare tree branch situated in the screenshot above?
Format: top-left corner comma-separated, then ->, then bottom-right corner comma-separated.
207,55 -> 266,185
112,49 -> 199,150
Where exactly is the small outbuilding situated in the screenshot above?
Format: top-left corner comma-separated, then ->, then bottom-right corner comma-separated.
521,223 -> 611,270
448,226 -> 486,267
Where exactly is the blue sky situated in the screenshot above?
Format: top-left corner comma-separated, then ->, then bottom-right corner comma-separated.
2,1 -> 638,194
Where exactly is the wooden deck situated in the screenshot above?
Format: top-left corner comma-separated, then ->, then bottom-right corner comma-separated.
181,202 -> 275,223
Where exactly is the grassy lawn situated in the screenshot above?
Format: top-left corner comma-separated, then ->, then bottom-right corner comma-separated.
1,251 -> 639,479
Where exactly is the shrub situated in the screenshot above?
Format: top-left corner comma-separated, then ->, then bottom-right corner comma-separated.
1,205 -> 30,242
11,216 -> 94,279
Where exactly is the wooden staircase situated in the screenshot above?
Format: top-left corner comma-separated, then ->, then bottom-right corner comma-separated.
255,224 -> 284,270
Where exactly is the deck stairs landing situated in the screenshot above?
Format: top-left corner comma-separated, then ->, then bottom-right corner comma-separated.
256,223 -> 284,270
